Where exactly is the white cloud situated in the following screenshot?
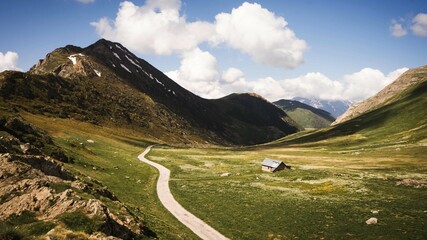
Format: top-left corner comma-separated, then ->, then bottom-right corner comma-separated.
221,67 -> 244,83
168,65 -> 407,102
390,19 -> 407,37
76,0 -> 95,4
342,68 -> 406,100
91,1 -> 213,55
212,2 -> 307,68
0,51 -> 21,72
279,72 -> 344,101
165,48 -> 224,98
411,13 -> 427,36
92,0 -> 306,69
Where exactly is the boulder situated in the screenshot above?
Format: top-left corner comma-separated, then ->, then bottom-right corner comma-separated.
365,217 -> 378,225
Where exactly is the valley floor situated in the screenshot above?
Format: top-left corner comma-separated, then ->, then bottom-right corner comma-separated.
19,113 -> 427,239
147,145 -> 427,239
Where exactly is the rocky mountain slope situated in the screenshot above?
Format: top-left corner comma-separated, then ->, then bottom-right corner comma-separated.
292,97 -> 352,117
333,66 -> 423,125
274,99 -> 335,128
0,114 -> 145,239
0,39 -> 300,146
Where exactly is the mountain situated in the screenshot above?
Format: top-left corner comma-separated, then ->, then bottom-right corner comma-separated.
292,97 -> 353,117
274,65 -> 427,149
274,99 -> 335,129
214,94 -> 302,142
0,39 -> 300,145
333,66 -> 422,125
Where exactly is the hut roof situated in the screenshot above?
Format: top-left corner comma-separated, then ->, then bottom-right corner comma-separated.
262,158 -> 284,169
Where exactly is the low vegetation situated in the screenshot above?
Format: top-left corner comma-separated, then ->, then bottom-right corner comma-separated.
148,145 -> 427,239
22,113 -> 198,239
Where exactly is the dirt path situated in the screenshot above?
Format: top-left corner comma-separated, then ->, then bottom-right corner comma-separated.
137,145 -> 229,240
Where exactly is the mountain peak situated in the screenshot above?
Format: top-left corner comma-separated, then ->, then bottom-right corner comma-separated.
8,39 -> 302,145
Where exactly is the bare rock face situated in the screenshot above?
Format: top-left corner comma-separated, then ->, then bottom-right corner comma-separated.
333,65 -> 427,125
0,153 -> 143,239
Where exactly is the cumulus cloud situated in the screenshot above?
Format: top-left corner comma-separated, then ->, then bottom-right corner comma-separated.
279,72 -> 344,100
212,2 -> 306,68
411,13 -> 427,36
342,67 -> 408,100
165,48 -> 224,98
76,0 -> 95,4
92,0 -> 306,69
91,1 -> 214,55
0,51 -> 21,72
390,19 -> 407,37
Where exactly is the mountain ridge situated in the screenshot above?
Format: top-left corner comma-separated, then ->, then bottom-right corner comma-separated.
1,39 -> 301,146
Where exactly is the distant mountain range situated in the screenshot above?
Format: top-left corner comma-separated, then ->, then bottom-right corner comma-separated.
274,99 -> 335,129
0,39 -> 301,146
292,97 -> 353,118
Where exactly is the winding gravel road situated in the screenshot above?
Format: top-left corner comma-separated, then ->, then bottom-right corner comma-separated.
137,145 -> 229,240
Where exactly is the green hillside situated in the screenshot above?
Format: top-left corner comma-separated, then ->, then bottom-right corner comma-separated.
269,67 -> 427,153
274,99 -> 335,128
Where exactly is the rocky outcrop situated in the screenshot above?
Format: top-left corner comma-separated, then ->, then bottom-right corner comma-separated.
0,152 -> 144,239
333,66 -> 427,125
0,115 -> 72,162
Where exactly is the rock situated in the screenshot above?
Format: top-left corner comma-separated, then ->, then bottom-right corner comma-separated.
396,179 -> 427,188
220,172 -> 231,177
366,217 -> 378,224
19,143 -> 41,155
87,139 -> 95,143
371,210 -> 380,214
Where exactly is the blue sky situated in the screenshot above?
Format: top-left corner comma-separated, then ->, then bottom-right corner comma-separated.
1,0 -> 426,101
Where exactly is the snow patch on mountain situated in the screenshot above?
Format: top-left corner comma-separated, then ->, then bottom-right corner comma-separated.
120,64 -> 131,73
94,69 -> 101,77
67,53 -> 84,65
125,55 -> 142,70
113,52 -> 121,60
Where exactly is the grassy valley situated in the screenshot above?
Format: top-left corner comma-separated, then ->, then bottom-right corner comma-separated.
145,139 -> 426,239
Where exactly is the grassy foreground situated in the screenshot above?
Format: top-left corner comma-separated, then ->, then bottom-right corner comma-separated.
22,113 -> 198,239
148,144 -> 427,239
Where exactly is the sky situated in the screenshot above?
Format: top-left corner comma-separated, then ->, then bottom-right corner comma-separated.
0,0 -> 426,102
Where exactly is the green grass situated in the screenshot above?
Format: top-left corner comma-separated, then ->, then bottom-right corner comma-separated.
0,211 -> 56,239
22,113 -> 198,239
148,145 -> 427,240
58,211 -> 103,234
286,108 -> 333,128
